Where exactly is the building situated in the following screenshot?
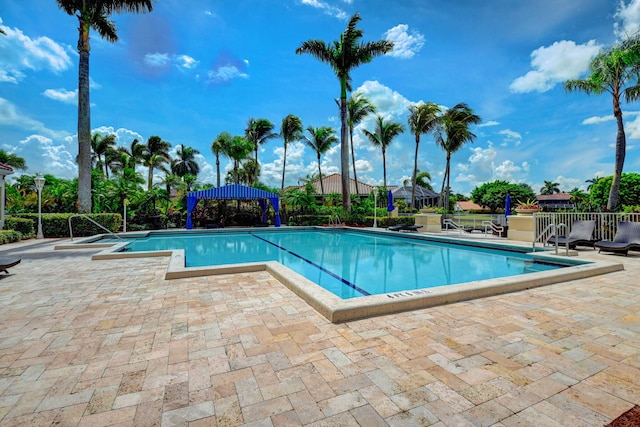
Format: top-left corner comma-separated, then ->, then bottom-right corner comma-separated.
302,173 -> 377,198
536,193 -> 574,210
391,185 -> 439,209
0,162 -> 15,229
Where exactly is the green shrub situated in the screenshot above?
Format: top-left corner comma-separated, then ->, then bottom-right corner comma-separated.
0,230 -> 22,244
4,217 -> 35,238
11,213 -> 122,238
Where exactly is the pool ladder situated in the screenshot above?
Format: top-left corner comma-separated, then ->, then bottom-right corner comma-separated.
68,213 -> 125,242
328,215 -> 341,227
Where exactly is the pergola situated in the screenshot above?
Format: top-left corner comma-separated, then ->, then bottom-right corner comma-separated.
186,184 -> 281,229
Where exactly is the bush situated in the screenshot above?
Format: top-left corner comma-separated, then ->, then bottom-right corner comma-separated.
4,217 -> 35,238
0,230 -> 22,245
11,213 -> 122,238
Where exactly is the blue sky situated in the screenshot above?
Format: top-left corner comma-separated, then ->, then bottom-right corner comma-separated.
1,0 -> 640,196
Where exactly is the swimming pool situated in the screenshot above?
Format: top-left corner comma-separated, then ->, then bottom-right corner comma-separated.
114,229 -> 560,299
67,227 -> 622,322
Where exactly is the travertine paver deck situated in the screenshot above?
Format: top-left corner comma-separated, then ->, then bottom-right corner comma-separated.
0,237 -> 639,426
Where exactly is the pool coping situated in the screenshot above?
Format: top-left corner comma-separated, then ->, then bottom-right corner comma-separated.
55,227 -> 624,323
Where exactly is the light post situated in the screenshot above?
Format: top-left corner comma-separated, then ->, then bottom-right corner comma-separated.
373,191 -> 377,228
123,199 -> 129,233
34,175 -> 45,239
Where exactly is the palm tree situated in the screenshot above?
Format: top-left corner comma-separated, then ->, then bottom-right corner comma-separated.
302,126 -> 338,196
224,136 -> 254,184
280,115 -> 303,189
362,115 -> 404,188
347,93 -> 376,195
212,132 -> 232,188
0,149 -> 27,170
565,36 -> 640,210
407,102 -> 441,209
586,176 -> 602,191
171,144 -> 200,190
142,136 -> 171,191
90,133 -> 116,177
56,0 -> 153,213
434,103 -> 481,210
415,170 -> 433,191
540,180 -> 560,195
245,118 -> 277,163
296,13 -> 393,211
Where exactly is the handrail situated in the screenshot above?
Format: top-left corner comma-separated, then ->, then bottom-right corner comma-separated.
534,223 -> 563,255
442,218 -> 464,232
481,220 -> 503,237
68,213 -> 124,242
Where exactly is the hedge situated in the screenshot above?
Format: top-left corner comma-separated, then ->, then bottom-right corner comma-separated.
10,213 -> 122,238
4,217 -> 35,238
0,230 -> 22,244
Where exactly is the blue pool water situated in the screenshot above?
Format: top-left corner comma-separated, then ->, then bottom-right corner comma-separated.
112,229 -> 566,299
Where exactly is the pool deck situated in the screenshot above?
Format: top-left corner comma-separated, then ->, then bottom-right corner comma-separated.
1,234 -> 639,426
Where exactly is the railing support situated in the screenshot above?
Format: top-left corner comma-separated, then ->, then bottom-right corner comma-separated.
68,214 -> 124,242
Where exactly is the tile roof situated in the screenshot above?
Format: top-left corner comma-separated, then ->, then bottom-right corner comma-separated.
537,193 -> 571,201
305,173 -> 376,196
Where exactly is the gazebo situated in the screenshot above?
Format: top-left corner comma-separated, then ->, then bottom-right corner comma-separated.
186,184 -> 281,229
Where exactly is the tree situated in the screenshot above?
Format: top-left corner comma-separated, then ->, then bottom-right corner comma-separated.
347,93 -> 376,195
245,118 -> 277,163
586,175 -> 602,191
470,180 -> 536,213
224,136 -> 254,184
90,133 -> 116,178
212,132 -> 232,188
407,102 -> 441,209
279,115 -> 303,190
565,36 -> 640,210
142,136 -> 171,191
171,144 -> 200,190
296,13 -> 393,212
302,126 -> 338,196
0,149 -> 27,170
434,103 -> 481,210
415,170 -> 433,191
56,0 -> 153,213
540,180 -> 560,195
362,115 -> 404,188
589,172 -> 640,209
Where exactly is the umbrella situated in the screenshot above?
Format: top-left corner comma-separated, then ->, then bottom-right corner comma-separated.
505,193 -> 511,217
387,190 -> 395,212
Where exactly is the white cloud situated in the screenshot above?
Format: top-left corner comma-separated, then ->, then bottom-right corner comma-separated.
384,24 -> 425,59
175,54 -> 199,70
0,97 -> 69,139
0,24 -> 73,83
478,121 -> 500,127
614,0 -> 640,38
355,80 -> 412,117
12,134 -> 77,177
207,65 -> 248,83
300,0 -> 348,19
510,40 -> 602,93
583,115 -> 614,125
144,52 -> 171,67
42,88 -> 77,104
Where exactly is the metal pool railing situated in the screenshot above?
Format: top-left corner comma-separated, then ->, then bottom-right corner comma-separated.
533,212 -> 640,246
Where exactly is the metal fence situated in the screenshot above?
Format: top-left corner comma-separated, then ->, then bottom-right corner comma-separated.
533,212 -> 640,244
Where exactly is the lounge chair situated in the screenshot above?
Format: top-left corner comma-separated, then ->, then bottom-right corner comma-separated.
0,257 -> 21,274
594,221 -> 640,256
547,220 -> 597,249
387,224 -> 423,232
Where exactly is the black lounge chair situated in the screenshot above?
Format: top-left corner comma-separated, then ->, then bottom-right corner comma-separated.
594,221 -> 640,256
0,258 -> 20,274
547,220 -> 597,249
387,224 -> 423,232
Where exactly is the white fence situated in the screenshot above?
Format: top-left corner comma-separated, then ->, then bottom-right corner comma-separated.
533,212 -> 640,244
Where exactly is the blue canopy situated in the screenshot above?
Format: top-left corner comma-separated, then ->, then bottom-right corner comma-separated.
186,184 -> 281,229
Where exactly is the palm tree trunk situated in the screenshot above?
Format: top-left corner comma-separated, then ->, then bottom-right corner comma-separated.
608,106 -> 626,210
147,165 -> 154,192
382,148 -> 387,188
410,134 -> 420,210
281,144 -> 287,190
215,155 -> 220,187
317,155 -> 324,196
340,95 -> 350,211
77,33 -> 92,214
349,128 -> 360,195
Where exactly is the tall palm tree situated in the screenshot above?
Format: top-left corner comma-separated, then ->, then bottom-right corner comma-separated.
302,126 -> 338,196
212,132 -> 232,188
0,149 -> 27,170
415,170 -> 433,191
407,102 -> 441,209
171,144 -> 200,189
296,13 -> 393,211
90,133 -> 116,178
347,93 -> 376,195
434,103 -> 481,210
56,0 -> 153,213
224,136 -> 254,184
245,118 -> 277,163
586,176 -> 602,191
280,114 -> 303,190
362,115 -> 404,188
540,180 -> 560,195
565,35 -> 640,210
142,136 -> 171,191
